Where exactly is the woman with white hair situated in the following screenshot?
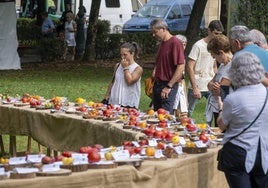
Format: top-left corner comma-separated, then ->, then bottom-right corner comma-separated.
217,51 -> 268,187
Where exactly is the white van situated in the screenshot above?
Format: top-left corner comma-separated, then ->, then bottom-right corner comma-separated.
76,0 -> 143,33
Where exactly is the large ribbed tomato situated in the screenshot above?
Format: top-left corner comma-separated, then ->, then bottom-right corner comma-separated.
88,150 -> 101,163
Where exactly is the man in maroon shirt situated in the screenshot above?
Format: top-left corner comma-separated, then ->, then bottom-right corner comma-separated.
150,19 -> 185,114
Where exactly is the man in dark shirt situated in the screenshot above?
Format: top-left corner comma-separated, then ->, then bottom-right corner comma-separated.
150,18 -> 185,114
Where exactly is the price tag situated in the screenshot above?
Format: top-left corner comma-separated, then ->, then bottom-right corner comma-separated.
27,154 -> 45,163
148,138 -> 158,147
72,153 -> 88,164
179,137 -> 186,145
112,150 -> 130,160
0,168 -> 5,175
132,141 -> 140,147
174,146 -> 183,155
195,140 -> 207,148
140,147 -> 146,155
155,149 -> 165,158
14,167 -> 39,174
9,157 -> 27,165
42,164 -> 60,172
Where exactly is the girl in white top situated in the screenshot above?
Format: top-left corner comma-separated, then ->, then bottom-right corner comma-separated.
64,12 -> 77,61
104,42 -> 143,109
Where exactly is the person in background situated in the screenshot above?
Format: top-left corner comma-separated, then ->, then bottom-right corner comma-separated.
150,18 -> 185,114
217,52 -> 268,187
63,12 -> 77,61
206,34 -> 232,127
173,34 -> 188,118
250,29 -> 268,50
229,25 -> 268,73
41,11 -> 55,38
48,0 -> 56,14
186,20 -> 224,118
57,3 -> 73,35
103,42 -> 143,109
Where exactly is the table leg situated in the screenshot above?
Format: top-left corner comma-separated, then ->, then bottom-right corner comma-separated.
0,135 -> 5,156
9,136 -> 17,157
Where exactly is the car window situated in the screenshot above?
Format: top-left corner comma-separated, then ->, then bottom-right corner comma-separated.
181,4 -> 192,16
167,5 -> 181,19
136,5 -> 169,18
105,0 -> 120,8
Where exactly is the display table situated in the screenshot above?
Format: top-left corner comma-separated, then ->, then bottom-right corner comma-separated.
0,104 -> 145,152
0,147 -> 228,188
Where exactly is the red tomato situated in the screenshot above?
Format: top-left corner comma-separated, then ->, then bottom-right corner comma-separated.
41,156 -> 53,164
88,151 -> 101,163
134,147 -> 142,154
157,108 -> 167,115
55,105 -> 61,110
199,134 -> 208,143
55,155 -> 64,162
93,144 -> 104,151
138,139 -> 148,146
154,130 -> 164,138
79,146 -> 92,154
186,124 -> 196,132
21,97 -> 28,103
157,142 -> 165,150
158,120 -> 167,128
62,151 -> 72,158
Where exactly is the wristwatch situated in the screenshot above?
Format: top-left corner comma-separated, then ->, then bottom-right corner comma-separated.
166,84 -> 172,89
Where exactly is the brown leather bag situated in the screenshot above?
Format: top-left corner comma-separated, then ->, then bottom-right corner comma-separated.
145,77 -> 154,99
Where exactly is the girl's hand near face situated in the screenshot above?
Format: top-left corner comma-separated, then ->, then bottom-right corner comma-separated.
121,58 -> 129,68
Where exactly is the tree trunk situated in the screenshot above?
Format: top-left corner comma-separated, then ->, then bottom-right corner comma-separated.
83,0 -> 101,62
185,0 -> 208,56
220,0 -> 228,34
37,0 -> 46,26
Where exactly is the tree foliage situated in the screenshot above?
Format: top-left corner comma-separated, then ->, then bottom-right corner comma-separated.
236,0 -> 268,33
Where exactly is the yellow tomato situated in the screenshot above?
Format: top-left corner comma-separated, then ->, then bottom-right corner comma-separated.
75,98 -> 85,104
88,101 -> 95,107
104,151 -> 114,160
62,157 -> 73,165
171,135 -> 180,145
158,114 -> 165,121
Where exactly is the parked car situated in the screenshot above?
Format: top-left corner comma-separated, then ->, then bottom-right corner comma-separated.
123,0 -> 203,32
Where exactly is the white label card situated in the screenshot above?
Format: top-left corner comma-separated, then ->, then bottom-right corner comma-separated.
155,149 -> 165,158
0,168 -> 5,175
9,157 -> 27,165
179,137 -> 186,145
27,154 -> 45,163
42,164 -> 60,172
148,138 -> 158,147
195,140 -> 207,148
14,167 -> 39,174
112,150 -> 130,160
174,146 -> 183,155
132,141 -> 140,147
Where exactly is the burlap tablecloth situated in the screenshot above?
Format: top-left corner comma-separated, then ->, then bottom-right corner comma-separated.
0,104 -> 145,151
0,147 -> 228,188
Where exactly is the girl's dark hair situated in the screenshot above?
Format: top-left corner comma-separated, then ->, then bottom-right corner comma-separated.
120,42 -> 140,59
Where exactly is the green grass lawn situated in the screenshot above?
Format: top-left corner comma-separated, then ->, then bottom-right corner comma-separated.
0,63 -> 206,156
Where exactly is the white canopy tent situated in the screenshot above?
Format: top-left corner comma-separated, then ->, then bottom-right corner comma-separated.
0,0 -> 21,70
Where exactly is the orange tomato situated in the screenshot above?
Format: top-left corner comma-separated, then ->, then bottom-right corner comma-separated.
145,147 -> 156,157
147,109 -> 155,116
